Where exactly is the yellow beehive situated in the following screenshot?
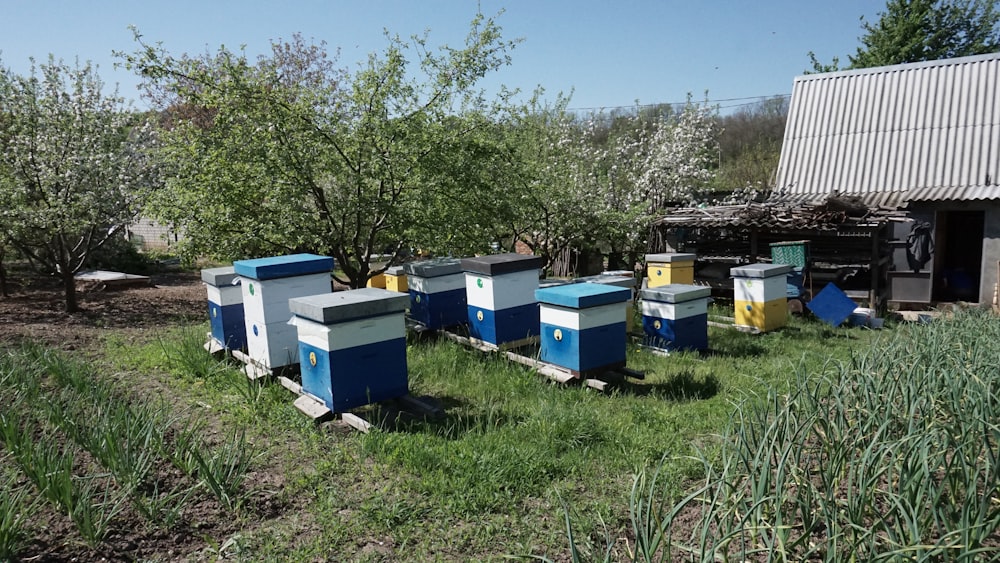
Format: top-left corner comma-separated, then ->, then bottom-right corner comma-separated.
366,273 -> 386,289
730,263 -> 791,332
734,299 -> 788,332
646,253 -> 695,287
384,266 -> 408,293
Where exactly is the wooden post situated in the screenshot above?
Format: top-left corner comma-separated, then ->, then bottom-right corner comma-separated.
994,260 -> 1000,313
870,226 -> 880,307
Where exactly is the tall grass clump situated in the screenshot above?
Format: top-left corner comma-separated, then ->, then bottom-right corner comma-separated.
157,325 -> 233,381
5,344 -> 257,523
0,469 -> 35,561
0,410 -> 126,547
560,309 -> 1000,562
190,429 -> 256,512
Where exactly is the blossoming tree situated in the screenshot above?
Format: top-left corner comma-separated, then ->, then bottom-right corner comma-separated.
0,57 -> 158,312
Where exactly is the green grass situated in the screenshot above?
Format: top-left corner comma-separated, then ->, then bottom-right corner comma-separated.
88,310 -> 878,560
0,341 -> 259,553
556,308 -> 1000,562
0,466 -> 34,561
2,308 -> 919,560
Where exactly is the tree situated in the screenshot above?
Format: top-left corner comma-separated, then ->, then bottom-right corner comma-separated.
497,94 -> 608,272
0,244 -> 9,298
121,15 -> 519,288
508,99 -> 719,274
0,57 -> 158,312
714,96 -> 789,191
634,101 -> 719,210
810,0 -> 1000,71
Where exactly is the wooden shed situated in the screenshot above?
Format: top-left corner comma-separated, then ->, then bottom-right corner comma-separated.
654,52 -> 1000,308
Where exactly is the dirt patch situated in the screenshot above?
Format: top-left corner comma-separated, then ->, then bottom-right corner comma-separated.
0,269 -> 206,351
0,269 -> 247,561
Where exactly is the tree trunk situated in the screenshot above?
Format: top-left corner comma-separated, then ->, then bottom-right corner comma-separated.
607,251 -> 626,271
627,251 -> 642,277
0,249 -> 7,298
62,270 -> 79,313
353,262 -> 369,289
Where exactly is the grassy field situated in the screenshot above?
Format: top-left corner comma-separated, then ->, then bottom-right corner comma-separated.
3,305 -> 997,560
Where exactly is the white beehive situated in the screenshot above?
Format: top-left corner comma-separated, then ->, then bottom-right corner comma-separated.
233,253 -> 334,370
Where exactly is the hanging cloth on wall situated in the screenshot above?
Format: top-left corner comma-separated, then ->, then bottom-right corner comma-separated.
906,221 -> 934,272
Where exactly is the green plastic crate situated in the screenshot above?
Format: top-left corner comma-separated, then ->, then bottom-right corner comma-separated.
769,240 -> 809,269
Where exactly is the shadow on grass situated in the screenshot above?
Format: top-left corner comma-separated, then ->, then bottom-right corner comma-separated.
701,337 -> 766,358
355,394 -> 527,438
604,370 -> 720,402
773,322 -> 862,341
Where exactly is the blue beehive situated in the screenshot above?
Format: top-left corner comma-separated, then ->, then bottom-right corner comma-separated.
536,283 -> 631,375
289,288 -> 409,412
233,253 -> 334,371
202,266 -> 246,351
403,258 -> 467,329
640,284 -> 711,352
576,274 -> 637,331
462,253 -> 544,347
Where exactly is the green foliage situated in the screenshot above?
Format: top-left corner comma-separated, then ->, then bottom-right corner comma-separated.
851,0 -> 1000,68
86,231 -> 155,274
810,0 -> 1000,72
120,14 -> 519,287
0,407 -> 127,547
0,56 -> 160,312
714,96 -> 788,192
189,429 -> 256,512
0,343 -> 260,549
504,98 -> 721,274
0,470 -> 34,561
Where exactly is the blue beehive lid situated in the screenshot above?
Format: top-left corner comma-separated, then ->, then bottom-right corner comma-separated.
385,265 -> 406,276
536,283 -> 630,309
462,253 -> 543,276
403,257 -> 462,278
201,266 -> 239,287
234,253 -> 334,280
639,284 -> 711,303
730,263 -> 792,279
290,288 -> 409,324
806,283 -> 857,327
646,253 -> 696,263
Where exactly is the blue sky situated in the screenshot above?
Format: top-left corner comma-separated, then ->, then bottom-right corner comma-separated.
1,1 -> 881,112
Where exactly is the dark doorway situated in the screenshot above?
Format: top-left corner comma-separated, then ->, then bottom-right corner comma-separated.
933,210 -> 984,302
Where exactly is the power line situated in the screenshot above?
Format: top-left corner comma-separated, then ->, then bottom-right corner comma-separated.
567,93 -> 791,113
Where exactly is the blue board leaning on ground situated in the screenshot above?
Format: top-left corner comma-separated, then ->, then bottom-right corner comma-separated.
806,283 -> 858,327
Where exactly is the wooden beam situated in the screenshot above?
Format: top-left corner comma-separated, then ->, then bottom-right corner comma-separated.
870,226 -> 879,307
341,413 -> 372,433
277,375 -> 301,395
292,394 -> 332,421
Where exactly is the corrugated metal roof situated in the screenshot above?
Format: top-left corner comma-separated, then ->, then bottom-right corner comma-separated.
776,52 -> 1000,203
